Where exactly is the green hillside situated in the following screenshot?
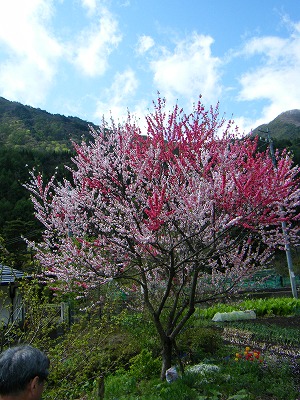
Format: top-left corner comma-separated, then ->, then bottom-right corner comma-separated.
0,97 -> 95,151
252,110 -> 300,164
253,110 -> 300,140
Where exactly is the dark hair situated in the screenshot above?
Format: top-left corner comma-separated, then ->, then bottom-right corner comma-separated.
0,345 -> 50,395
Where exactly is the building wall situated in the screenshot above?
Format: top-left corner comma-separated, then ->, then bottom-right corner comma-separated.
0,285 -> 23,325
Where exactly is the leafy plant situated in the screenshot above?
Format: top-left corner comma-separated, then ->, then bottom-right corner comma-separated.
195,297 -> 300,320
103,354 -> 298,400
43,309 -> 134,400
128,349 -> 161,381
178,325 -> 223,364
104,371 -> 138,399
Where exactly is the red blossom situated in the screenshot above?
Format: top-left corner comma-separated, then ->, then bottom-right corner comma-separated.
25,96 -> 300,374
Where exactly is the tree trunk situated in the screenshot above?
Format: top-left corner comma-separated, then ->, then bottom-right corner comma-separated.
160,336 -> 173,380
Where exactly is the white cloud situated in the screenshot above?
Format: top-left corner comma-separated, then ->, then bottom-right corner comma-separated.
136,35 -> 155,55
0,60 -> 54,106
72,8 -> 122,77
94,68 -> 146,124
236,23 -> 300,132
0,0 -> 62,106
110,69 -> 138,97
150,33 -> 222,106
81,0 -> 98,15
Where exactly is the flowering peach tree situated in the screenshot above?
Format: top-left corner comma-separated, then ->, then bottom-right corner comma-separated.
26,97 -> 300,378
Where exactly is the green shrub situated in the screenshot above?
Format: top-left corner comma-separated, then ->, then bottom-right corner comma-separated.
104,370 -> 137,399
103,354 -> 299,400
129,349 -> 161,380
112,309 -> 159,352
104,370 -> 201,400
178,326 -> 223,363
154,378 -> 201,400
43,310 -> 142,399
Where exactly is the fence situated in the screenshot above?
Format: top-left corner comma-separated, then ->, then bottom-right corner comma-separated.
241,269 -> 300,291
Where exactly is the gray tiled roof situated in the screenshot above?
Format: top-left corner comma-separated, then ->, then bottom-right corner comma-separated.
0,264 -> 24,284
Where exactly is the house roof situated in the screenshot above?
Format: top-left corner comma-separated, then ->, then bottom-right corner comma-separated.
0,264 -> 24,285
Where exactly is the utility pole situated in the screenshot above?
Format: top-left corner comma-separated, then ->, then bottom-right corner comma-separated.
259,129 -> 298,298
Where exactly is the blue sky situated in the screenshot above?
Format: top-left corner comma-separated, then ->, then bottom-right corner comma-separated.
0,0 -> 299,135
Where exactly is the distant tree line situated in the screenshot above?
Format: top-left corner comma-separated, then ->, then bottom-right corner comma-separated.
0,147 -> 73,269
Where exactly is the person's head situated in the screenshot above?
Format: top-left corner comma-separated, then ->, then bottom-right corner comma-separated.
0,345 -> 49,399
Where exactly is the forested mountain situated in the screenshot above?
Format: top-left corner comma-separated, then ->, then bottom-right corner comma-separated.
0,97 -> 95,151
0,148 -> 73,268
0,97 -> 299,269
0,97 -> 89,268
252,110 -> 300,140
252,110 -> 300,163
